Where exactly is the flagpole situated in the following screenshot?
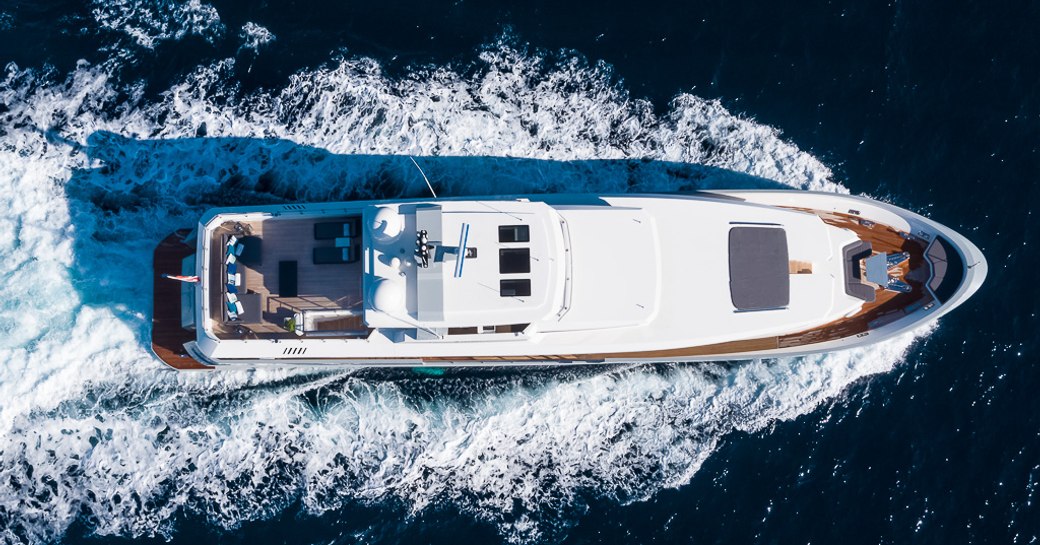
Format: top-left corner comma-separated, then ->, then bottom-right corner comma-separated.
162,274 -> 199,283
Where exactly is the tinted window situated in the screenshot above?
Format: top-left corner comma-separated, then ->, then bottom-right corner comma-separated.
499,225 -> 530,243
499,248 -> 531,273
500,279 -> 532,297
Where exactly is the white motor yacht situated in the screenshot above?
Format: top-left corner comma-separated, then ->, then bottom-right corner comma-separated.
151,191 -> 986,369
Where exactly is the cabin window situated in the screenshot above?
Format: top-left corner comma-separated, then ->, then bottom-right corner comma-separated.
499,248 -> 531,274
500,279 -> 532,297
499,225 -> 530,243
447,323 -> 529,335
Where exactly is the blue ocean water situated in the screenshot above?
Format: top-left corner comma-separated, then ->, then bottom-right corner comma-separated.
0,0 -> 1035,544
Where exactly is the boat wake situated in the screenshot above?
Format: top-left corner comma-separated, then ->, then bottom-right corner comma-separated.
0,6 -> 927,543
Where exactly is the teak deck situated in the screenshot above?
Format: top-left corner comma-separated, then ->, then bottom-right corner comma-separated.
208,218 -> 366,340
151,230 -> 211,370
775,209 -> 929,348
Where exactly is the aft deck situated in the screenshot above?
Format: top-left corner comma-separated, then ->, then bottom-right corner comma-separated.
208,216 -> 369,340
151,230 -> 211,370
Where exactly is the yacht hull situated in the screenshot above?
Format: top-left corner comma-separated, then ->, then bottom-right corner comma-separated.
151,191 -> 986,370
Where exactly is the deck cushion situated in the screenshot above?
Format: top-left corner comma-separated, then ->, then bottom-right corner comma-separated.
728,226 -> 790,311
313,246 -> 358,265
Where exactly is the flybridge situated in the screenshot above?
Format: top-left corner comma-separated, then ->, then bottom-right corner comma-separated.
363,200 -> 565,331
361,200 -> 665,337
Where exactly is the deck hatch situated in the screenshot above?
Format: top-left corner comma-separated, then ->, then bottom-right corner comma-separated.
499,225 -> 530,243
499,248 -> 531,274
500,279 -> 532,297
728,226 -> 790,311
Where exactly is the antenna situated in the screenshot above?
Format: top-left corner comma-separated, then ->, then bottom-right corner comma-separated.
409,156 -> 437,198
475,200 -> 523,221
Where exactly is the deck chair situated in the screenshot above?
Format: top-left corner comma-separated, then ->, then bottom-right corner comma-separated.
313,246 -> 358,264
314,218 -> 361,240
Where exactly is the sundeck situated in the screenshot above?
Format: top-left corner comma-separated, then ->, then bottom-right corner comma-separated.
151,191 -> 986,369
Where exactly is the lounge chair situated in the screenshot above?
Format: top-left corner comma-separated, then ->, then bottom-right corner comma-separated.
314,218 -> 361,240
313,246 -> 359,264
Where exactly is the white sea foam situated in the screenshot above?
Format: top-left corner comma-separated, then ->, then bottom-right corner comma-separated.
239,22 -> 275,54
0,37 -> 918,544
89,0 -> 224,49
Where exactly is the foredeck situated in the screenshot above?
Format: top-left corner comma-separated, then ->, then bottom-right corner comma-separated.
151,230 -> 210,370
775,209 -> 930,346
208,216 -> 367,340
427,208 -> 933,362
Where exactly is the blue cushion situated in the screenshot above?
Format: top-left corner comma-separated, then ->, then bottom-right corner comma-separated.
227,284 -> 238,294
227,263 -> 237,274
